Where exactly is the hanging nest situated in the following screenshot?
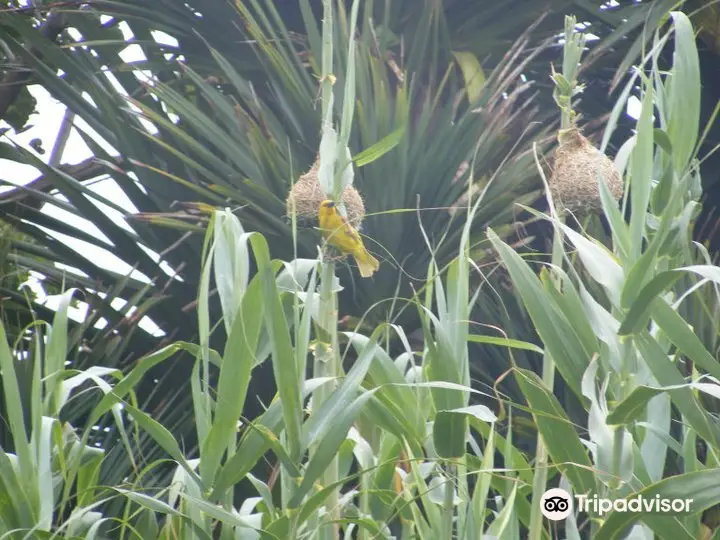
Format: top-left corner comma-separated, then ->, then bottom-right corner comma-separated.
285,158 -> 366,226
549,127 -> 623,215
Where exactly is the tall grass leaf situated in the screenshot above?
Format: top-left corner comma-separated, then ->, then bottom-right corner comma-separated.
84,343 -> 182,429
514,368 -> 597,495
621,182 -> 687,308
120,402 -> 202,488
250,233 -> 303,461
335,517 -> 386,537
667,12 -> 700,175
577,286 -> 622,372
629,76 -> 655,261
250,423 -> 302,478
484,484 -> 518,538
418,305 -> 465,415
0,449 -> 33,528
0,321 -> 34,494
584,360 -> 634,486
295,468 -> 365,526
650,299 -> 720,382
302,327 -> 381,450
433,413 -> 467,459
246,473 -> 275,513
298,0 -> 321,63
276,259 -> 320,292
178,494 -> 273,538
488,229 -> 589,397
353,126 -> 405,167
294,264 -> 317,387
634,332 -> 720,447
131,509 -> 159,540
467,334 -> 543,354
33,416 -> 55,529
618,272 -> 683,335
435,404 -> 497,459
290,389 -> 376,507
560,225 -> 624,306
46,288 -> 78,389
640,392 -> 671,483
209,378 -> 331,499
407,452 -> 443,532
446,256 -> 470,381
344,333 -> 424,440
200,274 -> 264,486
545,271 -> 601,355
338,0 -> 361,153
115,488 -> 183,516
358,395 -> 419,445
606,386 -> 665,425
57,367 -> 120,420
213,211 -> 250,332
464,426 -> 495,538
169,458 -> 201,510
65,509 -> 107,538
472,422 -> 535,487
76,450 -> 104,508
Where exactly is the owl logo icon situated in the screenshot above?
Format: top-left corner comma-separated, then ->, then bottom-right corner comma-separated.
541,488 -> 573,520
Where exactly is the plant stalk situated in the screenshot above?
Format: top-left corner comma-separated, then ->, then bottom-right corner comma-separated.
442,462 -> 456,539
313,259 -> 341,539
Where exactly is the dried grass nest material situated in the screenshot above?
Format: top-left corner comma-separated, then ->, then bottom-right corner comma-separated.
549,127 -> 624,215
285,158 -> 366,225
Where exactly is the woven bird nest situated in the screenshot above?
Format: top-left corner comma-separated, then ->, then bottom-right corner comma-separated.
285,158 -> 366,226
549,128 -> 623,215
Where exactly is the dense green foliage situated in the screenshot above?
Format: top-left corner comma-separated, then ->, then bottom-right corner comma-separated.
1,1 -> 720,539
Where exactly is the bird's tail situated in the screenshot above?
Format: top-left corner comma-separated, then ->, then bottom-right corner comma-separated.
354,249 -> 380,278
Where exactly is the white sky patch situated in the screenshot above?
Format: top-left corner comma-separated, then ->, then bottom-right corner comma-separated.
152,30 -> 179,48
81,91 -> 98,108
31,222 -> 153,283
51,263 -> 90,279
627,95 -> 642,119
87,179 -> 140,229
71,115 -> 119,160
104,71 -> 129,97
118,21 -> 134,41
41,197 -> 115,245
119,44 -> 146,65
67,27 -> 83,41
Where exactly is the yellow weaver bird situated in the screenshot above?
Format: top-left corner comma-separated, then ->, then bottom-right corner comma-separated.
318,200 -> 380,278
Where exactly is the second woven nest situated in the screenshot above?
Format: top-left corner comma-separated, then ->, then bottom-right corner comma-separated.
549,127 -> 624,215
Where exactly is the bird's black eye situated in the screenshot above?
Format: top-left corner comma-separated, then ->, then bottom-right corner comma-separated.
326,201 -> 335,208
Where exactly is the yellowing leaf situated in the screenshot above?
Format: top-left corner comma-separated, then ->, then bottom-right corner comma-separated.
452,51 -> 486,104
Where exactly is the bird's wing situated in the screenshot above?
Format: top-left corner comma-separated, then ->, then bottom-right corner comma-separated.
338,212 -> 362,243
